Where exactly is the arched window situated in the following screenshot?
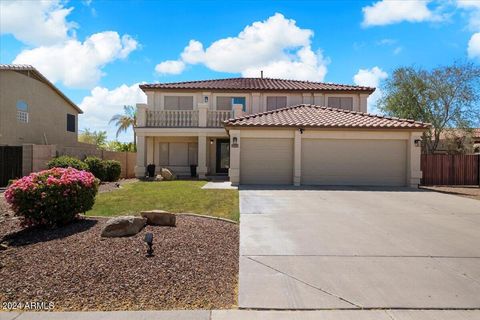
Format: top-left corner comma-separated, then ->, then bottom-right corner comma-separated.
16,100 -> 29,123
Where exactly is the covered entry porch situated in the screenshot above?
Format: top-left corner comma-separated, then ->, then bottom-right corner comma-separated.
135,128 -> 230,179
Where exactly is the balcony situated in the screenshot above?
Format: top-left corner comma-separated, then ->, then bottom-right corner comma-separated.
139,103 -> 241,128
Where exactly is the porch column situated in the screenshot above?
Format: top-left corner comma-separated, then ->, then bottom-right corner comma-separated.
407,132 -> 423,188
197,134 -> 208,179
135,134 -> 146,178
198,103 -> 208,127
293,129 -> 302,186
136,104 -> 147,126
229,130 -> 240,186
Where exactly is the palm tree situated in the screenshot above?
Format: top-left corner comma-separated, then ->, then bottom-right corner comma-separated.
109,105 -> 137,149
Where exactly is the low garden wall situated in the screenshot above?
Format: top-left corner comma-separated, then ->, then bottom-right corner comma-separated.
21,144 -> 136,179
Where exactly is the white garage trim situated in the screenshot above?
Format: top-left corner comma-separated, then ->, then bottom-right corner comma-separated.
240,138 -> 294,185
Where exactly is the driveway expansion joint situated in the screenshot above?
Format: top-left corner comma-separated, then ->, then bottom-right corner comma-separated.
247,256 -> 362,309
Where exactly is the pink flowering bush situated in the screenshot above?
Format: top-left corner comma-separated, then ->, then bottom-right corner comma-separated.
4,168 -> 99,227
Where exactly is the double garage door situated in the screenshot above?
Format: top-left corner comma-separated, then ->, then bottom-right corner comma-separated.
240,138 -> 407,186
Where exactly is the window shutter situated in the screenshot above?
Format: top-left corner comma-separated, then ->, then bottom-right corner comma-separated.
164,96 -> 179,110
179,96 -> 194,110
216,97 -> 232,110
327,97 -> 341,108
340,97 -> 353,110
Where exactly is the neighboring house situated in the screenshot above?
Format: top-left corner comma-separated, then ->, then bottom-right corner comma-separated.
0,64 -> 83,148
435,128 -> 480,154
135,77 -> 428,187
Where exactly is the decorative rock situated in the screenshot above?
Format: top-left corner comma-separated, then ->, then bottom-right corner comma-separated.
101,216 -> 146,237
160,168 -> 176,181
141,210 -> 176,227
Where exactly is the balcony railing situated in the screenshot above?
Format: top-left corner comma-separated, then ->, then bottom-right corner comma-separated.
138,103 -> 242,128
146,110 -> 199,127
208,110 -> 233,127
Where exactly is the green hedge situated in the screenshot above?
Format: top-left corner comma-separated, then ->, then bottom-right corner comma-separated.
47,156 -> 88,171
47,155 -> 122,182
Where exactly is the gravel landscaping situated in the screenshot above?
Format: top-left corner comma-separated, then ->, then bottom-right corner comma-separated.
0,208 -> 239,311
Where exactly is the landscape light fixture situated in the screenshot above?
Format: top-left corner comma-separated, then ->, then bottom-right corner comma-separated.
144,232 -> 154,257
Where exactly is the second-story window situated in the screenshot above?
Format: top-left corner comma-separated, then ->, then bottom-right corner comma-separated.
67,114 -> 76,132
266,96 -> 287,111
327,97 -> 353,110
216,97 -> 246,111
164,96 -> 194,110
16,100 -> 29,123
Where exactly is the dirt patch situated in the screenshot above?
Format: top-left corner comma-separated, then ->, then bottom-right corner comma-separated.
0,215 -> 238,311
421,186 -> 480,201
98,178 -> 138,193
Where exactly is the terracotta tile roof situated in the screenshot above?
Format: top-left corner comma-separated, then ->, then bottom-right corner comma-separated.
224,104 -> 430,129
140,77 -> 375,93
0,64 -> 82,113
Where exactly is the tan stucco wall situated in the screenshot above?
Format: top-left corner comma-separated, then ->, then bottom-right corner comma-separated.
0,70 -> 79,148
143,89 -> 370,114
227,128 -> 424,187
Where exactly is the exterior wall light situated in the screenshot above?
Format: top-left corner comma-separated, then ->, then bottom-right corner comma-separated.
414,139 -> 422,147
299,128 -> 304,134
204,96 -> 209,103
232,136 -> 239,148
210,139 -> 214,145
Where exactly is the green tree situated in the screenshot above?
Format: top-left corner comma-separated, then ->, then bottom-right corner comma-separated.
78,129 -> 108,149
109,105 -> 137,148
105,141 -> 136,152
379,62 -> 480,154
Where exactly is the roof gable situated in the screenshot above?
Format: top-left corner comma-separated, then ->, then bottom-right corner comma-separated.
224,104 -> 430,129
0,64 -> 82,114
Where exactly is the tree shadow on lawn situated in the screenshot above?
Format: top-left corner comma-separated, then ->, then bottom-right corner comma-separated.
1,218 -> 98,247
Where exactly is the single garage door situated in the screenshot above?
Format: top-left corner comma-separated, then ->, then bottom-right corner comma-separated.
240,138 -> 293,185
302,139 -> 407,186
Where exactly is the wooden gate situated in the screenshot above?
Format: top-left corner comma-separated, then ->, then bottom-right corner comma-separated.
421,154 -> 480,186
0,146 -> 23,187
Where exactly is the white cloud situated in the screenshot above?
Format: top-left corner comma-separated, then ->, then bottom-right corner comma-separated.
155,13 -> 329,81
0,0 -> 76,46
362,0 -> 440,27
468,32 -> 480,59
155,60 -> 186,75
353,67 -> 388,114
13,32 -> 138,88
79,83 -> 147,141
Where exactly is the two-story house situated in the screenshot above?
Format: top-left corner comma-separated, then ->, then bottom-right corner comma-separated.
0,64 -> 82,148
135,77 -> 428,187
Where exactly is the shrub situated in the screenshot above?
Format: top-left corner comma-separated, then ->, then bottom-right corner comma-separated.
84,156 -> 106,181
47,156 -> 88,171
4,168 -> 98,227
103,160 -> 121,182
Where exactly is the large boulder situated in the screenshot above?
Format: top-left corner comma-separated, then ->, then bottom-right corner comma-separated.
141,210 -> 176,227
101,216 -> 146,237
160,168 -> 176,181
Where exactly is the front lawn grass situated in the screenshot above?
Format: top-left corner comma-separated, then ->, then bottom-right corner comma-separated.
87,180 -> 239,222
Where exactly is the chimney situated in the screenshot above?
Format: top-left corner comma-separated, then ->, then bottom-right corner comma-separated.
260,70 -> 264,79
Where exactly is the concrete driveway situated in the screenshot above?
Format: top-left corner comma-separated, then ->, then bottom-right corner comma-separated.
239,187 -> 480,310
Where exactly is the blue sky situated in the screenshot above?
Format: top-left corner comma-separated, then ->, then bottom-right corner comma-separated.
1,0 -> 479,141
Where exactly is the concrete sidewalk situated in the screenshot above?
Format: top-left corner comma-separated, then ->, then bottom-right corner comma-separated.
2,310 -> 480,320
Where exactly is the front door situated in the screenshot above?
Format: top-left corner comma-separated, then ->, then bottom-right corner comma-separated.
216,139 -> 230,174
